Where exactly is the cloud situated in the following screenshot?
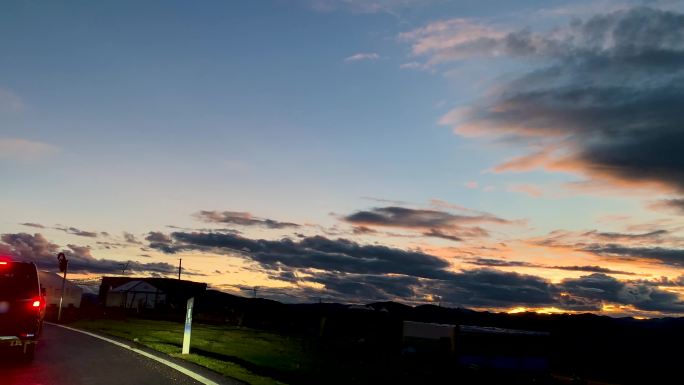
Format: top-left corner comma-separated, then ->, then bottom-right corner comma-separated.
343,206 -> 513,240
152,231 -> 554,305
345,206 -> 511,228
648,198 -> 684,215
96,241 -> 127,249
580,229 -> 669,243
422,228 -> 463,242
466,257 -> 535,268
147,230 -> 683,314
123,232 -> 142,244
344,52 -> 380,62
399,18 -> 508,64
532,228 -> 683,268
20,223 -> 46,229
559,273 -> 684,312
152,232 -> 455,280
195,210 -> 300,229
466,257 -> 636,275
0,232 -> 177,275
408,7 -> 684,194
582,244 -> 684,268
538,229 -> 672,246
0,138 -> 59,162
146,232 -> 172,243
145,231 -> 177,254
309,272 -> 420,300
351,225 -> 379,235
551,265 -> 636,276
55,226 -> 99,238
402,7 -> 684,64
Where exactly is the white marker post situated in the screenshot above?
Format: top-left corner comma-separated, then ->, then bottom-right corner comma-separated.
182,297 -> 194,354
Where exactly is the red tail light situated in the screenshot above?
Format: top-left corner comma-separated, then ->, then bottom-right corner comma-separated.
32,299 -> 41,308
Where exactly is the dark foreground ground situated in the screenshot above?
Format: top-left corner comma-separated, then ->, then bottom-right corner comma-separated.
0,323 -> 236,385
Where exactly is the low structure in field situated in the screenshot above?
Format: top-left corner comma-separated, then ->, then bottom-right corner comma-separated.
38,271 -> 83,309
100,277 -> 206,311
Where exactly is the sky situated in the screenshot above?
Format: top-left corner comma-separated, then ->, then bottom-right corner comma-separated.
1,0 -> 683,318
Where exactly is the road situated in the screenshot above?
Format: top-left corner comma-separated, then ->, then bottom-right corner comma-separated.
0,323 -> 230,385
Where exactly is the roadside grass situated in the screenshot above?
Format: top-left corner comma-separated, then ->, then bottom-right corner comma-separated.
71,318 -> 309,385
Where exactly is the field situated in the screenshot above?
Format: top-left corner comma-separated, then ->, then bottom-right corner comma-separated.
72,318 -> 312,385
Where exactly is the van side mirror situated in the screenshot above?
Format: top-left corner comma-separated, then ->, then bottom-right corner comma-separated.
41,287 -> 47,297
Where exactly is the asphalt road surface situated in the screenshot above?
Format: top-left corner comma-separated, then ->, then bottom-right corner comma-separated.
0,323 -> 230,385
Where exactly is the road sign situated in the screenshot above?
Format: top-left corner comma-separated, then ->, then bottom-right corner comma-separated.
58,252 -> 68,272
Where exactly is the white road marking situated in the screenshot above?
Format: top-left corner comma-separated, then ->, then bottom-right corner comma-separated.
46,322 -> 221,385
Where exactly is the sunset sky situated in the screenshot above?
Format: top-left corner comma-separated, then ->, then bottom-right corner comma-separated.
1,0 -> 683,317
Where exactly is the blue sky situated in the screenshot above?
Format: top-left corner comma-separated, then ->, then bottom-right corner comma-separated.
2,0 -> 684,317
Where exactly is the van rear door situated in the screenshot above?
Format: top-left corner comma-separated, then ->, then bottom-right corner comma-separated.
0,262 -> 42,338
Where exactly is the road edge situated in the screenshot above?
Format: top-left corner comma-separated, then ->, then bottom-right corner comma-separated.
46,322 -> 226,385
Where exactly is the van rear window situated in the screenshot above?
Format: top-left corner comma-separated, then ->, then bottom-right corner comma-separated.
0,263 -> 39,299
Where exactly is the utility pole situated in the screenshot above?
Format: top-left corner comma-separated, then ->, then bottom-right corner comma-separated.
120,261 -> 129,275
57,252 -> 69,322
178,258 -> 182,280
252,286 -> 258,298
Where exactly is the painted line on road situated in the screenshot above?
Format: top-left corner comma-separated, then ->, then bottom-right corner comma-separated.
46,322 -> 220,385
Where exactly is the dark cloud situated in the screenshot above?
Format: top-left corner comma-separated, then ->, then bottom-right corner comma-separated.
147,232 -> 174,243
637,275 -> 684,287
155,232 -> 454,280
422,228 -> 464,242
123,232 -> 142,244
1,233 -> 57,261
551,265 -> 636,276
144,231 -> 176,253
196,210 -> 300,229
581,230 -> 669,242
55,226 -> 99,238
344,206 -> 511,240
20,222 -> 45,229
559,273 -> 684,313
582,244 -> 684,268
431,269 -> 557,308
351,226 -> 379,235
148,230 -> 682,313
345,206 -> 510,228
0,232 -> 177,275
466,257 -> 535,268
648,198 -> 684,215
430,7 -> 684,194
405,7 -> 684,67
310,273 -> 420,300
96,241 -> 127,249
466,257 -> 636,276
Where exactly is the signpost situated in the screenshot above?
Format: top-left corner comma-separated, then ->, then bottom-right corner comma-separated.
57,252 -> 69,322
182,297 -> 194,354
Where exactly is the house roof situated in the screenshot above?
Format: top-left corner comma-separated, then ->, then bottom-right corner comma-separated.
110,280 -> 161,293
38,271 -> 83,292
100,277 -> 206,300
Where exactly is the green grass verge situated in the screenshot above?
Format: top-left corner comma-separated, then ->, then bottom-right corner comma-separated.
71,318 -> 307,385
